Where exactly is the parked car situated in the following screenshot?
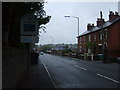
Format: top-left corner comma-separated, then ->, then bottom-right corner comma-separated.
117,57 -> 120,63
40,52 -> 44,55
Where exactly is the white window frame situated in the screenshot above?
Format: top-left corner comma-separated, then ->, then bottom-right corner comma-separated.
100,31 -> 102,40
88,48 -> 91,54
80,46 -> 82,52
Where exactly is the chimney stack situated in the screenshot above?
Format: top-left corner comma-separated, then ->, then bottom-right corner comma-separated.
109,11 -> 119,21
87,23 -> 94,31
100,11 -> 103,19
96,18 -> 105,26
97,11 -> 105,26
96,11 -> 105,26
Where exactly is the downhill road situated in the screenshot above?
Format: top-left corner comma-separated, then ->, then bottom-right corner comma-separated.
39,54 -> 120,88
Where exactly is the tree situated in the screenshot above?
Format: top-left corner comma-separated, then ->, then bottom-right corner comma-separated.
85,41 -> 97,52
85,41 -> 97,60
40,45 -> 52,52
62,45 -> 72,55
2,2 -> 51,47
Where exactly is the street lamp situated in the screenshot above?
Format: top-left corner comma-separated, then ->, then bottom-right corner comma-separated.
49,36 -> 54,53
64,15 -> 80,58
64,16 -> 79,37
49,36 -> 54,45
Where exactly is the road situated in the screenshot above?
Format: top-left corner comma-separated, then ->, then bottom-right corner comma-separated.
39,54 -> 120,88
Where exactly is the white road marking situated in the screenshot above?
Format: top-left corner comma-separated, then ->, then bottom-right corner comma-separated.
97,73 -> 120,84
40,58 -> 57,88
74,65 -> 87,71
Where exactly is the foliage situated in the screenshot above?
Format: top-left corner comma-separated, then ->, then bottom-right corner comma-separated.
62,49 -> 72,54
85,41 -> 97,49
38,16 -> 51,25
62,45 -> 72,54
40,45 -> 52,52
2,2 -> 51,47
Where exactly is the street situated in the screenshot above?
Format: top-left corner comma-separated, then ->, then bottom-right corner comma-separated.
39,54 -> 120,88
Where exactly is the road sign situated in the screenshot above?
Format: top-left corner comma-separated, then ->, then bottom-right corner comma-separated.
21,14 -> 38,36
21,36 -> 39,43
20,14 -> 39,43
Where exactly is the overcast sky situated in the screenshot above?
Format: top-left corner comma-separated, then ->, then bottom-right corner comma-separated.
38,1 -> 119,45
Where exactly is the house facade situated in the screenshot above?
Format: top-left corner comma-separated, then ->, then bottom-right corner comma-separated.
78,11 -> 120,62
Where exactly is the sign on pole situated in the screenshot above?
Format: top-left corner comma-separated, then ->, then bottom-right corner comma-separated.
20,14 -> 39,43
21,14 -> 38,36
21,36 -> 39,43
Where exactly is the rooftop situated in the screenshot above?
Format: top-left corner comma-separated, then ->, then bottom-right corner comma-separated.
78,12 -> 120,37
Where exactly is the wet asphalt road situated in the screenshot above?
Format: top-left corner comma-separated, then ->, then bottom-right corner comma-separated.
39,54 -> 120,88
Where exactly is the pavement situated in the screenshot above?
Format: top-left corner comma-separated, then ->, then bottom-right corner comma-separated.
16,55 -> 55,89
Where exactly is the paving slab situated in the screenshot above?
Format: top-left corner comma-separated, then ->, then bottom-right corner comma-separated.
16,57 -> 55,88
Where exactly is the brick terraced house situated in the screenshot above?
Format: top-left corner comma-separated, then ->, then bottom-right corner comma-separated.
77,11 -> 120,62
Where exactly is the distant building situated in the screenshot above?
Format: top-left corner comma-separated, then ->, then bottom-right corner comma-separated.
68,44 -> 77,52
52,44 -> 77,51
77,11 -> 120,62
52,44 -> 66,50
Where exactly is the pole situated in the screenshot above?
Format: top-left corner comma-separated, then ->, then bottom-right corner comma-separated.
77,17 -> 79,58
77,17 -> 79,37
49,36 -> 54,45
64,16 -> 80,58
49,36 -> 54,53
26,43 -> 30,75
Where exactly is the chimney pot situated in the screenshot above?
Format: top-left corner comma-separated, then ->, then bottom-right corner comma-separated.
87,23 -> 91,26
110,11 -> 114,15
115,12 -> 118,15
97,18 -> 105,26
100,11 -> 103,19
87,23 -> 94,31
109,11 -> 120,21
92,24 -> 94,26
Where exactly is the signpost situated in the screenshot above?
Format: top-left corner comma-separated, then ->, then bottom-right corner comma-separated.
20,14 -> 39,43
21,14 -> 38,36
20,14 -> 39,73
21,36 -> 39,43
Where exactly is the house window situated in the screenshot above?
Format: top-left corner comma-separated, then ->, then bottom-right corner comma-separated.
88,48 -> 91,54
104,29 -> 107,39
94,33 -> 96,41
84,48 -> 86,52
80,46 -> 82,52
88,34 -> 91,42
84,36 -> 86,44
80,37 -> 82,44
99,46 -> 103,54
99,31 -> 102,40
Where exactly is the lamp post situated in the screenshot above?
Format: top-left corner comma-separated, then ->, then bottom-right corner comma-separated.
49,36 -> 54,45
49,36 -> 54,53
64,16 -> 80,58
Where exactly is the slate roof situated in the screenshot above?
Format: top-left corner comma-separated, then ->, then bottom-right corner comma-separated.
78,17 -> 120,37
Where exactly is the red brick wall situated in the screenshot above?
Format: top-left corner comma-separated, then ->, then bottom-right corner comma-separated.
78,37 -> 80,49
95,31 -> 100,54
107,21 -> 120,58
78,19 -> 120,59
